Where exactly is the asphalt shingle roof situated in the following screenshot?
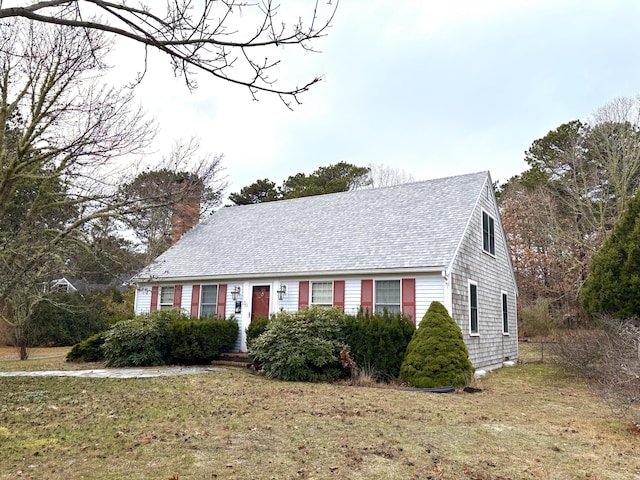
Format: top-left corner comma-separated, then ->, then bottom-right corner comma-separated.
134,171 -> 490,282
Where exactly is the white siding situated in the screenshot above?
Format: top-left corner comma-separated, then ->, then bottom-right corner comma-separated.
278,281 -> 299,312
344,279 -> 361,315
181,284 -> 192,316
134,286 -> 152,315
415,275 -> 446,326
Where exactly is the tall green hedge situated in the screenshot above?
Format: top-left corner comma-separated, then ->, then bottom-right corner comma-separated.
169,317 -> 239,364
342,309 -> 415,378
400,301 -> 474,388
102,309 -> 186,367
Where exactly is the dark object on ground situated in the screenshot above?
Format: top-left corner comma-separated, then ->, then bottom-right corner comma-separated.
463,386 -> 482,393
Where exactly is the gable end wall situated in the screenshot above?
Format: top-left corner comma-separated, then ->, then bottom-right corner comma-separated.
449,183 -> 518,369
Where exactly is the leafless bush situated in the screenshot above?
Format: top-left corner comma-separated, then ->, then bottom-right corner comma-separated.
555,316 -> 640,418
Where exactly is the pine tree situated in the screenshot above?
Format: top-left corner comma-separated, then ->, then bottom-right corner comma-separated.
399,301 -> 473,388
581,192 -> 640,318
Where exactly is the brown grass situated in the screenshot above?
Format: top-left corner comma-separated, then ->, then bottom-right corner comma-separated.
0,345 -> 638,479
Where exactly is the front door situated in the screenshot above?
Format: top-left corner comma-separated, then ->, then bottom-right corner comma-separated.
251,286 -> 270,321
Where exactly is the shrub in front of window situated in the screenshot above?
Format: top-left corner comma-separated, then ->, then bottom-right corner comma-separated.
342,309 -> 415,379
102,309 -> 187,367
66,332 -> 107,363
169,316 -> 239,365
400,301 -> 474,388
248,306 -> 348,382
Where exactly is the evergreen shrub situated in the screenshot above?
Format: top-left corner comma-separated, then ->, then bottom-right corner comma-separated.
169,316 -> 239,364
245,315 -> 271,349
66,332 -> 106,362
28,292 -> 109,346
400,301 -> 474,388
249,306 -> 348,382
102,309 -> 187,367
342,309 -> 415,378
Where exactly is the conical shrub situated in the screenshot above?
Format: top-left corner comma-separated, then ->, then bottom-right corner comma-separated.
399,301 -> 474,388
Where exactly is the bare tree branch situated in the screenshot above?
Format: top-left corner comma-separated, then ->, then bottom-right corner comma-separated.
0,0 -> 338,103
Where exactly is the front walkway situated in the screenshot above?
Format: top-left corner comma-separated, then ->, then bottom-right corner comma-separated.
0,366 -> 224,378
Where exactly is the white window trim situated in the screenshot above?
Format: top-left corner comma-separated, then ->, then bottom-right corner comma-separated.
200,284 -> 219,317
501,291 -> 510,335
159,285 -> 175,310
469,280 -> 479,336
481,210 -> 496,257
374,279 -> 402,315
310,281 -> 333,307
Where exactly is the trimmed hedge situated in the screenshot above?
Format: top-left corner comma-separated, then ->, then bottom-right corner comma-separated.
342,309 -> 415,378
400,301 -> 474,388
66,332 -> 106,363
102,309 -> 186,367
249,306 -> 348,382
169,317 -> 239,365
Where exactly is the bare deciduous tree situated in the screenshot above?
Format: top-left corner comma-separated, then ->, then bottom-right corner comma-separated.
0,0 -> 338,106
0,19 -> 170,358
366,163 -> 415,188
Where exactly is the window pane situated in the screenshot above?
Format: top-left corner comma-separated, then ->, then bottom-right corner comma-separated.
160,286 -> 174,305
470,283 -> 478,334
375,280 -> 401,315
311,282 -> 332,306
502,293 -> 509,333
376,280 -> 400,304
201,285 -> 218,305
200,304 -> 217,316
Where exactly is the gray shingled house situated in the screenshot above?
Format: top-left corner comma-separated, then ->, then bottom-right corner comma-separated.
132,171 -> 518,370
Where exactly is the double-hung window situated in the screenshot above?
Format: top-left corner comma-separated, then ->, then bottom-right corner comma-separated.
502,292 -> 509,334
482,211 -> 495,255
159,286 -> 174,310
311,282 -> 333,307
200,285 -> 218,317
469,281 -> 479,335
375,280 -> 401,314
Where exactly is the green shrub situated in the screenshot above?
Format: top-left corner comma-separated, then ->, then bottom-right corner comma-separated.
249,306 -> 348,382
27,292 -> 109,346
169,316 -> 239,365
102,309 -> 187,367
245,316 -> 271,349
342,309 -> 415,378
400,301 -> 474,388
66,332 -> 107,362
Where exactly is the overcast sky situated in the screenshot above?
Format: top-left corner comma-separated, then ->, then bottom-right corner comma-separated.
108,0 -> 640,196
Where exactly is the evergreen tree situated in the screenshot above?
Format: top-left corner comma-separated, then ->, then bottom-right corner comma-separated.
581,192 -> 640,318
399,302 -> 473,388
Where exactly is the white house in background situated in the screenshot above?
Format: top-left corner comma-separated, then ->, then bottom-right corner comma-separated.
132,171 -> 518,370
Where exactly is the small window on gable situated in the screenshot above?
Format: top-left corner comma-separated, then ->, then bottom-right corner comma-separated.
482,211 -> 495,256
502,292 -> 509,334
375,280 -> 401,314
159,286 -> 174,310
200,284 -> 218,317
311,282 -> 333,307
469,281 -> 478,335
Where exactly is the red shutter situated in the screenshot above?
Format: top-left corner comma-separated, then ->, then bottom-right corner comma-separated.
217,284 -> 227,319
333,280 -> 345,311
190,284 -> 201,318
298,281 -> 309,309
361,279 -> 373,314
402,278 -> 416,325
173,285 -> 183,310
150,286 -> 159,313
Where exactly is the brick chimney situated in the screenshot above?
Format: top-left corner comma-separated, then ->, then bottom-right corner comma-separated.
171,177 -> 203,244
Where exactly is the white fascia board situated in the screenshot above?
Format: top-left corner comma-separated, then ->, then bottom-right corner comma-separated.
132,266 -> 447,285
